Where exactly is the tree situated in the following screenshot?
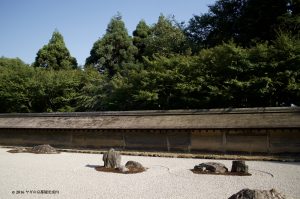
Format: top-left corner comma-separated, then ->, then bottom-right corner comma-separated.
0,56 -> 86,113
267,32 -> 300,106
237,0 -> 288,45
186,0 -> 246,49
144,15 -> 188,57
85,14 -> 137,77
76,67 -> 110,111
133,20 -> 151,61
33,30 -> 78,70
186,0 -> 291,49
0,57 -> 27,68
278,0 -> 300,34
27,69 -> 83,112
0,58 -> 33,112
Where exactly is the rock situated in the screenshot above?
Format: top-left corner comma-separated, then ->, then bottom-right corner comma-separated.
228,188 -> 286,199
102,148 -> 121,169
194,162 -> 228,173
14,147 -> 28,153
231,160 -> 249,173
7,147 -> 29,153
118,166 -> 129,173
30,144 -> 58,154
15,147 -> 27,152
125,161 -> 144,170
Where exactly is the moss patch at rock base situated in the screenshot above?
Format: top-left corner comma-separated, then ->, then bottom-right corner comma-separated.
7,145 -> 59,154
95,166 -> 146,174
191,169 -> 251,176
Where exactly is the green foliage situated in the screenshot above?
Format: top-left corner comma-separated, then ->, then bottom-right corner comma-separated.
27,69 -> 83,112
0,57 -> 27,68
278,0 -> 300,35
33,31 -> 78,70
268,32 -> 300,105
238,0 -> 288,44
130,55 -> 196,109
1,7 -> 300,112
186,0 -> 292,49
85,14 -> 138,77
133,20 -> 151,61
1,32 -> 299,112
0,57 -> 86,112
0,59 -> 33,112
144,15 -> 188,57
186,0 -> 245,49
75,67 -> 109,111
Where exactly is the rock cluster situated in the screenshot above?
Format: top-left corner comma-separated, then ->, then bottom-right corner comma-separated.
194,162 -> 228,173
193,160 -> 251,176
228,188 -> 286,199
101,148 -> 146,173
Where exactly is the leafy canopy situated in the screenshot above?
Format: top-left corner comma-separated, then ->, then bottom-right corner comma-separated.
144,15 -> 188,57
85,14 -> 137,77
186,0 -> 293,49
33,31 -> 78,70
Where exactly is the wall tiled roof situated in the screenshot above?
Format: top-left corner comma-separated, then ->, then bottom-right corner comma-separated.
0,107 -> 299,129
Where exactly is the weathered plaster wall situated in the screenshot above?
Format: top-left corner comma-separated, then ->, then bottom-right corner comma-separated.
0,128 -> 299,154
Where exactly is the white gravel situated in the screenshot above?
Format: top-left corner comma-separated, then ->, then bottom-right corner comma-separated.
0,148 -> 299,199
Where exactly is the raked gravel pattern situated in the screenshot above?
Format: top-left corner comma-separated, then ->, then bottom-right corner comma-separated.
0,148 -> 299,199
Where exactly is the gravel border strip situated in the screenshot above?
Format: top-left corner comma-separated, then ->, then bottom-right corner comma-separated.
1,145 -> 300,162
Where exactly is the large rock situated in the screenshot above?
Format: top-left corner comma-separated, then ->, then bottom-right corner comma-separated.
194,162 -> 228,173
231,160 -> 249,173
125,161 -> 144,170
30,144 -> 58,154
102,148 -> 121,169
228,188 -> 286,199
